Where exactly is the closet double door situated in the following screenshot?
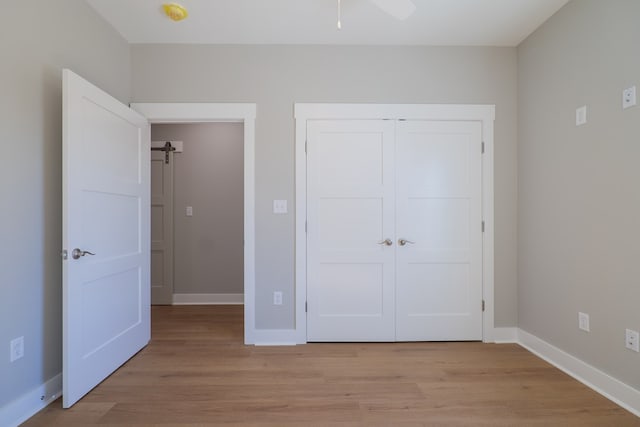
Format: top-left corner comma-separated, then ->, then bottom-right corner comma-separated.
307,119 -> 483,342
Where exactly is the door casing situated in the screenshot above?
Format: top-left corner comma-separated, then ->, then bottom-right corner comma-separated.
295,103 -> 496,344
131,103 -> 257,344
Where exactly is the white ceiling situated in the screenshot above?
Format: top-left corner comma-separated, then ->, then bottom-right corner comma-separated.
86,0 -> 569,46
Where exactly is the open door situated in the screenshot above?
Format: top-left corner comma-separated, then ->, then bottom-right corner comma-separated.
150,141 -> 176,305
62,69 -> 150,408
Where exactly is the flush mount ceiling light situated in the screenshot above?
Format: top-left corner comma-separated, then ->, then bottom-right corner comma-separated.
162,3 -> 188,21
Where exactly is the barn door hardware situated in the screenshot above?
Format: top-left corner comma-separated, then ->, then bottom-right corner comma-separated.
151,141 -> 176,164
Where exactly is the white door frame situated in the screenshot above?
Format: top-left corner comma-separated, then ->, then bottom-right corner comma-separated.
130,103 -> 256,344
294,103 -> 496,343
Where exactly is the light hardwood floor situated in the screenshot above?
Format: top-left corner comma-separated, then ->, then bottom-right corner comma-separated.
23,305 -> 639,426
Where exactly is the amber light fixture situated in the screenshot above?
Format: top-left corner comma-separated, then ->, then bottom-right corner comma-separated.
162,3 -> 188,21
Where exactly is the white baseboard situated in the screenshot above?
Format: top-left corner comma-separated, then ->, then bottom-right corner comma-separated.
246,328 -> 301,346
172,293 -> 244,305
492,327 -> 518,343
517,328 -> 640,417
0,373 -> 61,427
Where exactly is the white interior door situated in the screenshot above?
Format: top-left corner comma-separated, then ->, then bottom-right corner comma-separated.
306,119 -> 483,342
306,120 -> 396,341
151,144 -> 174,305
395,121 -> 483,341
62,69 -> 150,408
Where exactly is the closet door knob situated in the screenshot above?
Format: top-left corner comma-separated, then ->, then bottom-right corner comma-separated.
377,238 -> 393,246
398,239 -> 415,246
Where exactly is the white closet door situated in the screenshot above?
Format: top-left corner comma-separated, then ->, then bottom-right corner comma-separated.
395,121 -> 483,341
306,120 -> 396,341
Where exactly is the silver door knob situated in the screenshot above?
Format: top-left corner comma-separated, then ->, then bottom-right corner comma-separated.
398,239 -> 415,246
72,248 -> 95,260
377,238 -> 393,246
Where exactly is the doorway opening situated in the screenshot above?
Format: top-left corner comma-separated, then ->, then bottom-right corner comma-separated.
150,123 -> 244,306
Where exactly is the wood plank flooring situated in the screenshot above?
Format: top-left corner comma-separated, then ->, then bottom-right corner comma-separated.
23,306 -> 639,426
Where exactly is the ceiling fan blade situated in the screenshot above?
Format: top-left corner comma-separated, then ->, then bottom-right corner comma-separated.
369,0 -> 416,20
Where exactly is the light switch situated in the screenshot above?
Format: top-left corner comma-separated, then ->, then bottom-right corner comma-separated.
576,105 -> 587,126
273,200 -> 287,214
186,206 -> 193,217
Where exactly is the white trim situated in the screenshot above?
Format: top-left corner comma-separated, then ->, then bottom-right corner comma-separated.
518,329 -> 640,417
293,107 -> 309,345
294,103 -> 495,343
172,293 -> 244,305
492,327 -> 518,343
250,329 -> 301,346
0,374 -> 62,427
131,103 -> 256,345
133,103 -> 256,122
294,103 -> 495,122
480,112 -> 495,343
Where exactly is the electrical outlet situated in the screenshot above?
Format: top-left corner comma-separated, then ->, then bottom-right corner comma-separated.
578,312 -> 590,332
622,86 -> 636,109
273,291 -> 283,305
10,336 -> 24,362
625,329 -> 639,352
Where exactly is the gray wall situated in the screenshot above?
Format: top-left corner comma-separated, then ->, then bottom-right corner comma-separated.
518,0 -> 640,389
151,123 -> 244,295
0,0 -> 131,410
132,45 -> 519,329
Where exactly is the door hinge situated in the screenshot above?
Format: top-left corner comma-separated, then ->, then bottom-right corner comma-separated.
482,300 -> 485,312
305,301 -> 308,313
305,139 -> 308,154
305,221 -> 308,233
481,141 -> 485,154
482,221 -> 485,232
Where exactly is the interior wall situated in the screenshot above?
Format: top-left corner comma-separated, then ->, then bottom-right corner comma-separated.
0,0 -> 131,410
132,45 -> 518,330
518,0 -> 640,389
151,123 -> 244,296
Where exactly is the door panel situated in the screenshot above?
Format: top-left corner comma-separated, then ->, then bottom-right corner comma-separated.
80,267 -> 142,355
316,263 -> 385,316
307,120 -> 396,341
407,198 -> 471,260
150,148 -> 174,304
315,130 -> 386,188
402,132 -> 471,197
396,121 -> 483,341
402,264 -> 470,314
63,69 -> 150,407
81,192 -> 141,257
318,198 -> 383,250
